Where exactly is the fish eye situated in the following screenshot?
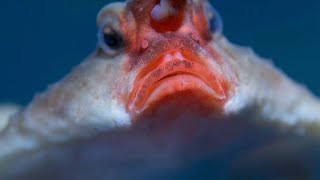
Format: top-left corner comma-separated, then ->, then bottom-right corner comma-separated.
103,27 -> 124,50
204,2 -> 223,35
97,16 -> 124,56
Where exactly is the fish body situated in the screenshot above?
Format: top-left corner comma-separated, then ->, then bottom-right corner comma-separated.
1,0 -> 320,178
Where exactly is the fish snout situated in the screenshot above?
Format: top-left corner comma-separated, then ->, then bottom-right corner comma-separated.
127,50 -> 229,119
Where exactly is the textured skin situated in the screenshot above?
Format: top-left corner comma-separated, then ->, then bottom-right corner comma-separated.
218,37 -> 320,124
0,0 -> 320,174
0,104 -> 19,132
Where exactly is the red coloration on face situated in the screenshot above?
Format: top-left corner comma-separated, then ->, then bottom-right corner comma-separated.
191,1 -> 212,41
127,49 -> 229,118
119,0 -> 235,120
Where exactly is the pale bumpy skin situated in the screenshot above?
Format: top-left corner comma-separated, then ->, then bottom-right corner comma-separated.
1,0 -> 320,166
0,104 -> 20,132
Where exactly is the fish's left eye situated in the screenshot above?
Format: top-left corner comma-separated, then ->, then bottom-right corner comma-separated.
204,2 -> 223,35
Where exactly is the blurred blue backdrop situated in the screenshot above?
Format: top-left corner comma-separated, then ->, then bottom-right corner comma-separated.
0,0 -> 319,105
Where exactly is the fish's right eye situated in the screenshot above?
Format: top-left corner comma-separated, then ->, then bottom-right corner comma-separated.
97,16 -> 124,56
102,26 -> 124,50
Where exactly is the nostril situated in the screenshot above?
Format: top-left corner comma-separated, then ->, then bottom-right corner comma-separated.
191,33 -> 201,44
150,0 -> 186,33
141,40 -> 149,50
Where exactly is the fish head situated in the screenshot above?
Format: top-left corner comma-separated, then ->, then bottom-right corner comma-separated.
95,0 -> 236,122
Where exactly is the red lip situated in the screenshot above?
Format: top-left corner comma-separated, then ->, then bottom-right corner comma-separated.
127,50 -> 229,117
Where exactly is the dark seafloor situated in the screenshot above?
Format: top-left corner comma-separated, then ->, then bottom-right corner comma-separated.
3,115 -> 320,179
1,0 -> 320,179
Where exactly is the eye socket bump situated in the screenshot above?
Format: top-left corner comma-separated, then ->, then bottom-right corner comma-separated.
204,2 -> 223,35
97,16 -> 124,56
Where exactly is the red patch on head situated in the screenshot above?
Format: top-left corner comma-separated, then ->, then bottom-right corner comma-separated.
191,3 -> 212,41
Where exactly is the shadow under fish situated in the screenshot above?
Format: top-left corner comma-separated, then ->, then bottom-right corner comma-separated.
3,114 -> 320,180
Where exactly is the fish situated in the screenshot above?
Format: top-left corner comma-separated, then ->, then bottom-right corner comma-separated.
1,0 -> 320,178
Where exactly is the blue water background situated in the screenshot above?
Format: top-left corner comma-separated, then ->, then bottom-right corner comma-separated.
0,0 -> 319,104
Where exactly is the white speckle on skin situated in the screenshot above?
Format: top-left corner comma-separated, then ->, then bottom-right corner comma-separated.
174,52 -> 184,60
164,54 -> 172,63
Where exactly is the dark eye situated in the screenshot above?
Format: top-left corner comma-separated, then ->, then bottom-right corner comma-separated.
98,22 -> 124,56
204,2 -> 223,34
103,27 -> 124,50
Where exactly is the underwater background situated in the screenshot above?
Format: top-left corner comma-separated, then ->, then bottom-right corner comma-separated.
1,0 -> 320,179
0,0 -> 319,105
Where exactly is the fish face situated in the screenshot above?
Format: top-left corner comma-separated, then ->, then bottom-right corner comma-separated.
97,0 -> 236,120
2,1 -> 320,176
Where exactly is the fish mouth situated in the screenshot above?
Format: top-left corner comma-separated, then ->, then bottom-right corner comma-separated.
127,50 -> 229,118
